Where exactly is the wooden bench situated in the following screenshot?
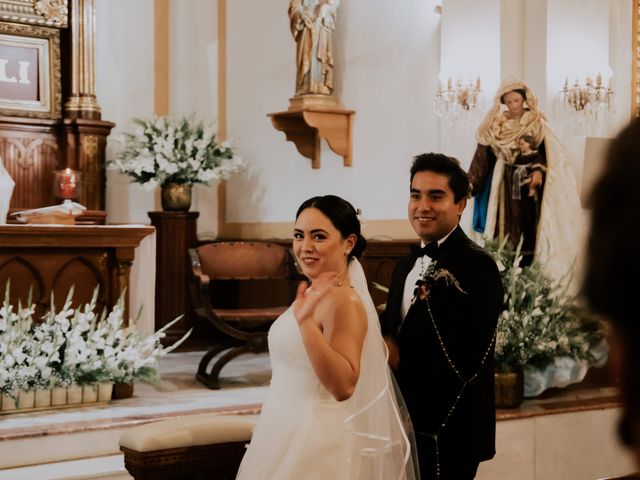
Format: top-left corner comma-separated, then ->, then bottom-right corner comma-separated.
119,414 -> 258,480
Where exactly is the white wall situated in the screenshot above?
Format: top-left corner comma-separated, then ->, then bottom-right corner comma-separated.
168,0 -> 220,237
438,0 -> 500,167
547,0 -> 610,97
225,0 -> 442,225
441,0 -> 501,93
94,0 -> 635,234
543,0 -> 630,141
97,0 -> 220,233
96,0 -> 156,224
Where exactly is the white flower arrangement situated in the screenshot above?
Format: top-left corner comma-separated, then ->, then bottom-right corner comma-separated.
0,284 -> 190,400
109,115 -> 245,191
486,238 -> 606,373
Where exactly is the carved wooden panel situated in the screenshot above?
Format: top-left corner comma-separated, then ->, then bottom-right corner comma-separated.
0,249 -> 109,318
0,118 -> 62,208
62,118 -> 114,210
0,116 -> 113,211
0,225 -> 153,323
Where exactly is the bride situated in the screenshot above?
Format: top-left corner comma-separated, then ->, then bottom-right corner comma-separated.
236,195 -> 419,479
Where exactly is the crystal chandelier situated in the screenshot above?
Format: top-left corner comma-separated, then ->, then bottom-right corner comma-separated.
555,73 -> 615,138
435,76 -> 483,118
560,74 -> 614,115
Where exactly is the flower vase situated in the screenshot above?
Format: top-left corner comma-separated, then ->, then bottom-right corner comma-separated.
35,389 -> 52,408
98,382 -> 114,402
17,390 -> 35,409
82,384 -> 99,403
161,182 -> 192,211
1,394 -> 17,411
51,387 -> 67,406
67,385 -> 83,404
495,368 -> 525,408
112,382 -> 134,399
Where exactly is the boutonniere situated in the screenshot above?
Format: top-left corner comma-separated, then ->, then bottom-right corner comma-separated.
413,264 -> 467,303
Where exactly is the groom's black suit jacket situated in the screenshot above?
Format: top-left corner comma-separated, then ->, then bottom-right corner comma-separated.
381,226 -> 503,466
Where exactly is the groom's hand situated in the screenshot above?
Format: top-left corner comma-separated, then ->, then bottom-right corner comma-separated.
384,336 -> 400,370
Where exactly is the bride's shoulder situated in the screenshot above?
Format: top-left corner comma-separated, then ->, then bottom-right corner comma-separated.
323,286 -> 363,310
318,288 -> 367,328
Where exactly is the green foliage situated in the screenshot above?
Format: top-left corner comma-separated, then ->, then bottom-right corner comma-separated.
486,238 -> 606,372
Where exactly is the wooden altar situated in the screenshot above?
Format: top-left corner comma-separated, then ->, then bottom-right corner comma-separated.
0,225 -> 154,321
0,1 -> 113,217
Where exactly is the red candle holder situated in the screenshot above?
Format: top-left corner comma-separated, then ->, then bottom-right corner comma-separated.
53,168 -> 82,204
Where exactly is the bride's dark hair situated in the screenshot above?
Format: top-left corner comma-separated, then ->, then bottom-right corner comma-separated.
295,195 -> 367,259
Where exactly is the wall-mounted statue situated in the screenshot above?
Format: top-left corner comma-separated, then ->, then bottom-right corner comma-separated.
272,0 -> 352,169
288,0 -> 339,101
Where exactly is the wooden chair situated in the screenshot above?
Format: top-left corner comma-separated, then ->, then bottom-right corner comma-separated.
189,241 -> 300,389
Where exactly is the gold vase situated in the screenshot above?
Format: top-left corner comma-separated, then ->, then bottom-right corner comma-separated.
161,182 -> 192,211
495,368 -> 524,408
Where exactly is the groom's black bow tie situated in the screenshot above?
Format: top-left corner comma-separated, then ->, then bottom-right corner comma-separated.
411,242 -> 439,259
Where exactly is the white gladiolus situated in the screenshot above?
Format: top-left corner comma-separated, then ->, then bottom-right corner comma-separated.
0,285 -> 191,398
109,115 -> 245,187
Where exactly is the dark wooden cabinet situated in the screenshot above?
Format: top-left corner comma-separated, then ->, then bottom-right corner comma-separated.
149,211 -> 199,345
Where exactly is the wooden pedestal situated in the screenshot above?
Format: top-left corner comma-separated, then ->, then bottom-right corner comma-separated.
148,211 -> 199,345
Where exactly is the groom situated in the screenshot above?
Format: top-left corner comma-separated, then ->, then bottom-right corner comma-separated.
381,153 -> 503,479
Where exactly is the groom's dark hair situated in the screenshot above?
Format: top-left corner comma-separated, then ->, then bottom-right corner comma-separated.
410,152 -> 470,202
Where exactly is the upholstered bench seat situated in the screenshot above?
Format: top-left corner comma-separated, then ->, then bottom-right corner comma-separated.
119,414 -> 258,480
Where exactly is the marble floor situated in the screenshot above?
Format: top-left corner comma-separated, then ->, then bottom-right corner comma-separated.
0,351 -> 272,441
0,351 -> 635,480
0,351 -> 272,479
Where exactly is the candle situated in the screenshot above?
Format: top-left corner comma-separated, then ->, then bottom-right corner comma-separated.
59,168 -> 77,199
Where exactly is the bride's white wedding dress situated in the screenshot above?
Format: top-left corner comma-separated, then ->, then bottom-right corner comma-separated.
236,259 -> 418,480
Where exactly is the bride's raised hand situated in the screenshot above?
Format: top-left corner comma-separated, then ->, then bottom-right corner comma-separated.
293,271 -> 338,327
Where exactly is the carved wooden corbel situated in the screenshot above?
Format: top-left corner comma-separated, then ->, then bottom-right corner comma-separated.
268,108 -> 355,169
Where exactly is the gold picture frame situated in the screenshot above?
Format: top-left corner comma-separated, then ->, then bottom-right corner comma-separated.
0,23 -> 61,119
634,0 -> 640,117
0,0 -> 68,28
